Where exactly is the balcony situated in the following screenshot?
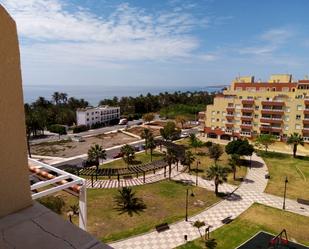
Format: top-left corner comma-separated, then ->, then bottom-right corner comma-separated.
261,100 -> 285,106
226,114 -> 234,119
241,116 -> 253,121
260,126 -> 282,132
240,131 -> 252,137
305,100 -> 309,105
241,107 -> 254,112
260,117 -> 283,124
225,129 -> 233,134
261,109 -> 284,115
303,119 -> 309,125
226,107 -> 235,111
225,122 -> 234,127
242,99 -> 254,105
304,109 -> 309,115
240,124 -> 252,129
303,127 -> 309,133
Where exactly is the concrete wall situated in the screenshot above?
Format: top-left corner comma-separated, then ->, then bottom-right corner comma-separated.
0,5 -> 32,217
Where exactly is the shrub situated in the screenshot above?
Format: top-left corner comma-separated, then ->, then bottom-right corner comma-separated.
204,141 -> 213,148
38,196 -> 65,214
48,124 -> 67,135
73,125 -> 89,133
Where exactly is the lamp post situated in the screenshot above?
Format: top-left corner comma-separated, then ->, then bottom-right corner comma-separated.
196,160 -> 200,186
185,188 -> 195,221
283,176 -> 288,210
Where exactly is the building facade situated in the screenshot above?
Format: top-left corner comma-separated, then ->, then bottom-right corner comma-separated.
76,105 -> 120,126
205,74 -> 309,143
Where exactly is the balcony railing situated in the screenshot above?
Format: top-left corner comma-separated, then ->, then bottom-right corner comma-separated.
240,131 -> 251,137
241,107 -> 254,112
242,99 -> 254,104
241,116 -> 253,120
225,129 -> 233,134
226,107 -> 235,111
261,100 -> 285,106
260,117 -> 283,124
261,109 -> 284,114
260,126 -> 282,132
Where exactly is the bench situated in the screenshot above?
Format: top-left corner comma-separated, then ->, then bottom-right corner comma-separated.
297,198 -> 309,206
155,223 -> 169,232
221,216 -> 233,224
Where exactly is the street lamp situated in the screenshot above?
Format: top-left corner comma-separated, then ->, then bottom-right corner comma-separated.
185,188 -> 195,221
283,176 -> 288,210
196,160 -> 201,186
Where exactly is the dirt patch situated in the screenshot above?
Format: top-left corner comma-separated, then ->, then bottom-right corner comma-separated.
31,131 -> 138,158
126,126 -> 161,137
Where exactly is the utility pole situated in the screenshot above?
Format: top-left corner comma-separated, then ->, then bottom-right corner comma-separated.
283,176 -> 288,210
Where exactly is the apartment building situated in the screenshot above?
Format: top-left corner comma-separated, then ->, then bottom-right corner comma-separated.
205,74 -> 309,143
76,105 -> 120,126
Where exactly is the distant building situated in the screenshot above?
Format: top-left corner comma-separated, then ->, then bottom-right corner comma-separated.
76,105 -> 120,126
205,74 -> 309,142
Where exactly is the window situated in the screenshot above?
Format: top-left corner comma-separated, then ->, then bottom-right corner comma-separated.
217,111 -> 220,114
236,112 -> 241,117
211,118 -> 215,122
296,115 -> 301,120
212,111 -> 215,115
254,114 -> 259,118
297,105 -> 303,111
216,118 -> 220,122
86,113 -> 89,116
235,104 -> 241,109
255,106 -> 259,110
86,118 -> 89,121
295,124 -> 301,130
285,116 -> 289,121
239,96 -> 243,99
286,107 -> 290,113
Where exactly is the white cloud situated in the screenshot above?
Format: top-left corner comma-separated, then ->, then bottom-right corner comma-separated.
1,0 -> 201,65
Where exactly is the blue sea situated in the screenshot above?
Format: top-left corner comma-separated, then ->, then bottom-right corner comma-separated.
22,84 -> 225,106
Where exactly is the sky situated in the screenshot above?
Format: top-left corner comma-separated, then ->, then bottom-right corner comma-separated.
2,0 -> 309,88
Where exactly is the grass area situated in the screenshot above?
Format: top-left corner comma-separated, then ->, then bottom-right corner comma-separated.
259,151 -> 309,200
58,180 -> 220,243
159,104 -> 205,120
177,203 -> 309,249
176,138 -> 247,186
100,151 -> 164,169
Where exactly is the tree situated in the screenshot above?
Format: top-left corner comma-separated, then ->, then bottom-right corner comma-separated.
208,144 -> 223,164
287,133 -> 304,158
228,154 -> 240,180
114,187 -> 146,216
67,204 -> 79,223
142,113 -> 155,123
205,238 -> 217,249
189,133 -> 197,145
164,148 -> 177,179
184,150 -> 195,172
87,144 -> 106,171
175,115 -> 187,129
189,133 -> 203,153
52,91 -> 61,105
121,144 -> 135,166
206,164 -> 228,196
147,136 -> 156,162
225,139 -> 254,157
255,134 -> 276,152
141,128 -> 153,154
160,121 -> 180,140
48,124 -> 67,139
193,220 -> 205,237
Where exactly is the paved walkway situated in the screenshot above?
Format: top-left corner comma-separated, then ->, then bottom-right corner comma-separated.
109,153 -> 309,249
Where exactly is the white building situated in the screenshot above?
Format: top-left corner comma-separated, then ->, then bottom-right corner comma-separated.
76,106 -> 120,126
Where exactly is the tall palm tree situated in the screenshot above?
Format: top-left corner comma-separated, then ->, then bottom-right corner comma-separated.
120,144 -> 135,166
228,154 -> 239,180
59,92 -> 68,104
164,149 -> 177,179
87,144 -> 106,171
287,132 -> 304,158
52,91 -> 61,105
184,150 -> 195,172
206,164 -> 228,196
147,136 -> 156,162
141,128 -> 152,154
114,187 -> 146,216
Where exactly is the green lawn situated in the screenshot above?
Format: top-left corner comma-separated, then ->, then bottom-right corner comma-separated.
100,151 -> 164,169
176,138 -> 247,186
260,151 -> 309,200
59,180 -> 220,243
177,203 -> 309,249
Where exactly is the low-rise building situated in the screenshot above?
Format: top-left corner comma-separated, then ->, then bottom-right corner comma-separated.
205,74 -> 309,143
76,105 -> 120,126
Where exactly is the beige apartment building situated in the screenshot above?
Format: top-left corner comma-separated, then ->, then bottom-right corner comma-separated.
205,74 -> 309,143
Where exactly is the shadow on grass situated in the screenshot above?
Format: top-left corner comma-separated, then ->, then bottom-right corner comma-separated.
174,179 -> 195,186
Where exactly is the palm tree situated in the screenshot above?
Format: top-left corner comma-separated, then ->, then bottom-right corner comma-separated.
59,92 -> 68,104
87,144 -> 106,171
114,187 -> 146,216
206,164 -> 228,196
52,91 -> 61,105
208,144 -> 223,164
67,204 -> 79,223
287,133 -> 304,158
184,150 -> 195,172
228,154 -> 239,180
164,149 -> 177,179
120,144 -> 135,166
193,220 -> 205,237
147,136 -> 156,162
141,128 -> 152,154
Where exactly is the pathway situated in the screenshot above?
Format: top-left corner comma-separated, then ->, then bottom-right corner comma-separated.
109,153 -> 309,249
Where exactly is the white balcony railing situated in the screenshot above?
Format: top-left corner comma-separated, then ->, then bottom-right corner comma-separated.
262,109 -> 284,112
240,131 -> 251,137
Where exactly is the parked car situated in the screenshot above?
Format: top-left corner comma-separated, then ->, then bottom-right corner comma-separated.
113,152 -> 124,159
119,118 -> 128,125
180,132 -> 189,138
71,135 -> 85,142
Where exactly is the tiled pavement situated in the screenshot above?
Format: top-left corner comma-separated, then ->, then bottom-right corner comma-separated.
109,153 -> 309,249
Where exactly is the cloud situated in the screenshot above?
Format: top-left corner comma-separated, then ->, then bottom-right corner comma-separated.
1,0 -> 202,66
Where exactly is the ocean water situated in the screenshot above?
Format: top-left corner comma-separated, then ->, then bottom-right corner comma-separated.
22,84 -> 225,105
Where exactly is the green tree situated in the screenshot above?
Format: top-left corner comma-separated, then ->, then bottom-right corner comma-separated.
206,165 -> 228,196
175,115 -> 188,129
228,154 -> 240,180
160,121 -> 180,140
208,144 -> 223,164
114,187 -> 147,216
189,133 -> 197,145
52,91 -> 61,105
255,134 -> 276,152
142,113 -> 155,123
67,204 -> 79,223
193,220 -> 205,237
287,132 -> 304,158
184,150 -> 195,172
87,144 -> 106,171
147,136 -> 156,162
205,238 -> 217,249
121,144 -> 135,166
164,148 -> 177,179
225,139 -> 254,157
48,124 -> 67,139
141,128 -> 153,154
